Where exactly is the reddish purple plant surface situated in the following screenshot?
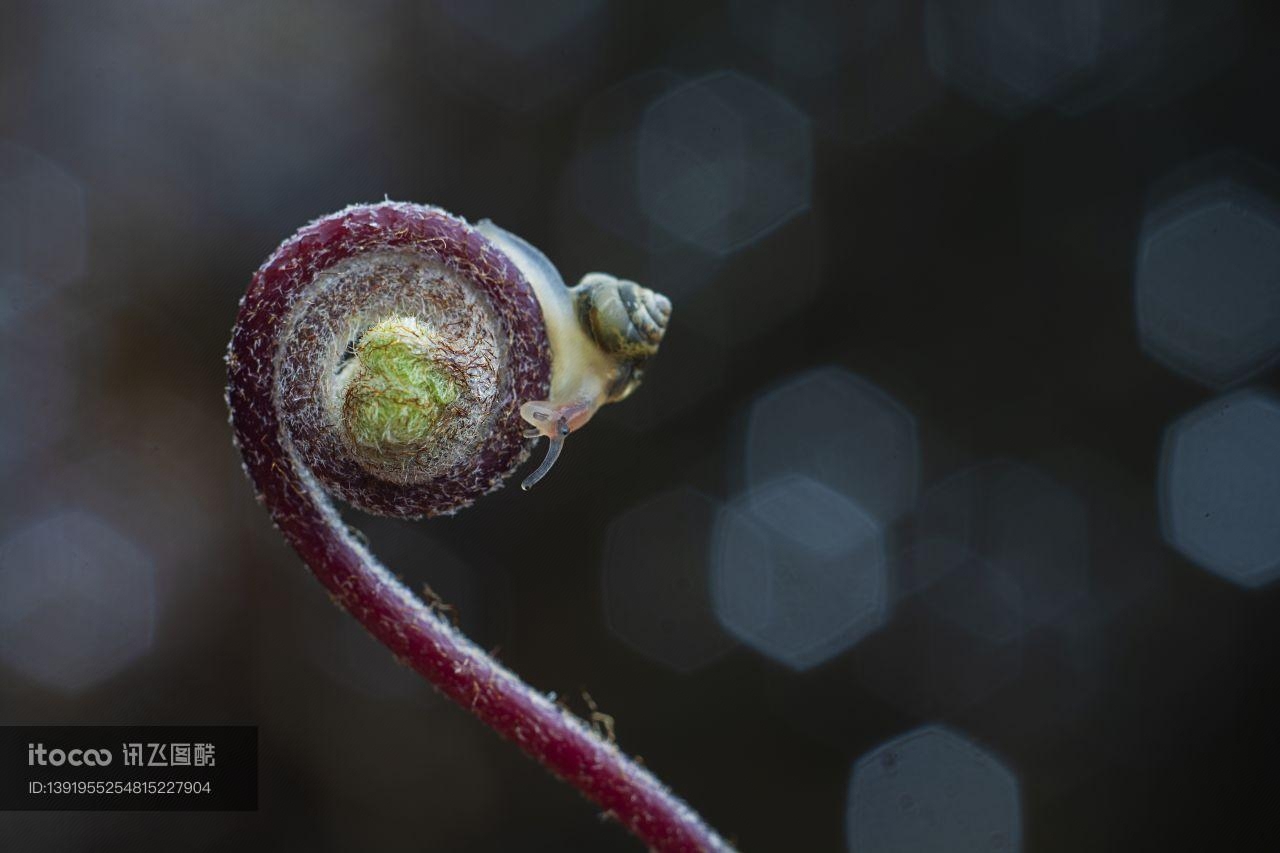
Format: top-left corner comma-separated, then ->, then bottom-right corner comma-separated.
226,203 -> 731,851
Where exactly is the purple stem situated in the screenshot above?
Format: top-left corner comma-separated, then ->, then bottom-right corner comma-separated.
227,205 -> 732,852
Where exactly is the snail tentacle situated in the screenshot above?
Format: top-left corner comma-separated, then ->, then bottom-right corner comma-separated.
227,202 -> 724,851
521,416 -> 570,491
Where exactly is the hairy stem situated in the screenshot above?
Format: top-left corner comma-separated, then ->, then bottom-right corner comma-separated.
241,428 -> 731,851
227,204 -> 732,851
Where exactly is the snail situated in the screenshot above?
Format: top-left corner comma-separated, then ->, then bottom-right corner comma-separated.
240,201 -> 671,519
476,221 -> 671,489
226,202 -> 730,851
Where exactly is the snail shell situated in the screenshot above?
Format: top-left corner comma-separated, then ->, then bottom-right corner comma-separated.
574,273 -> 671,363
572,273 -> 671,402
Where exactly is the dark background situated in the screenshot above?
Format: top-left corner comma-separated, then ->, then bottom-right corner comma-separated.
2,1 -> 1279,850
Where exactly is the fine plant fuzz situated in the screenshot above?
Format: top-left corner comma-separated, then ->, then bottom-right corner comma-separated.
337,316 -> 462,465
226,202 -> 727,851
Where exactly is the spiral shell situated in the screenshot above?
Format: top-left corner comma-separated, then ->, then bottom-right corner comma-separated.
574,273 -> 672,364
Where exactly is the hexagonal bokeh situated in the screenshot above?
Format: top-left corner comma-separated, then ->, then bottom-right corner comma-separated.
903,540 -> 1024,645
847,725 -> 1022,853
601,487 -> 735,672
1159,390 -> 1280,588
909,460 -> 1089,633
1136,180 -> 1280,388
566,70 -> 689,253
746,367 -> 919,526
711,475 -> 887,670
637,71 -> 812,255
0,510 -> 156,693
722,0 -> 945,146
925,0 -> 1103,115
924,0 -> 1171,117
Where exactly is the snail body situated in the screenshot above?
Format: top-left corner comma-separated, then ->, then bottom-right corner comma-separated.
474,221 -> 670,487
231,201 -> 669,518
